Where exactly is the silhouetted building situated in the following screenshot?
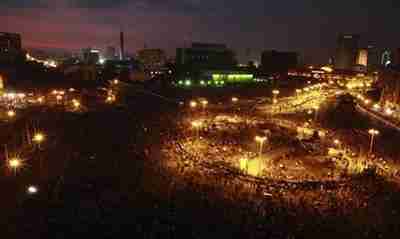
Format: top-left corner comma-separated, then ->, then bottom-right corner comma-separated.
0,32 -> 24,64
367,45 -> 380,71
105,46 -> 117,60
261,50 -> 298,74
137,48 -> 166,71
334,34 -> 360,70
82,48 -> 100,65
176,42 -> 237,71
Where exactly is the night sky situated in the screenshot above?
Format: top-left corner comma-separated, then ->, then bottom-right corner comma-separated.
2,0 -> 399,63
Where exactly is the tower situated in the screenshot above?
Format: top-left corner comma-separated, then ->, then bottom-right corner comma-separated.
120,31 -> 125,60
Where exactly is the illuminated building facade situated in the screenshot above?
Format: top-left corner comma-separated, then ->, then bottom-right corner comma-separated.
176,42 -> 239,83
334,34 -> 360,70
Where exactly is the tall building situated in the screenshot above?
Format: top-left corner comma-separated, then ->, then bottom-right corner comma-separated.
176,42 -> 237,70
0,32 -> 21,51
105,46 -> 117,60
367,45 -> 380,71
82,48 -> 100,65
120,31 -> 125,60
0,32 -> 24,64
137,48 -> 166,70
261,50 -> 298,73
334,34 -> 360,70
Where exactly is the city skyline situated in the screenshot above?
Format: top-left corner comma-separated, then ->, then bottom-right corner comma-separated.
1,0 -> 400,63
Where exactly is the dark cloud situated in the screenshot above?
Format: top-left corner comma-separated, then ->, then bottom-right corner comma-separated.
0,0 -> 48,8
1,0 -> 400,63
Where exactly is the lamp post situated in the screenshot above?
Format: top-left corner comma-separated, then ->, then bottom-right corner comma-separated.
200,99 -> 208,114
191,121 -> 203,139
33,132 -> 46,177
272,89 -> 280,104
368,129 -> 380,155
313,105 -> 320,121
8,157 -> 22,175
255,136 -> 267,158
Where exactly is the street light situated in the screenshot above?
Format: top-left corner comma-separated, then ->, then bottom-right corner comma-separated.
7,110 -> 16,118
368,129 -> 380,155
313,105 -> 320,121
334,139 -> 342,150
201,99 -> 208,108
231,97 -> 239,103
272,89 -> 280,104
191,121 -> 203,139
27,185 -> 38,195
255,136 -> 267,158
33,132 -> 45,144
8,157 -> 22,174
72,99 -> 81,109
190,101 -> 197,109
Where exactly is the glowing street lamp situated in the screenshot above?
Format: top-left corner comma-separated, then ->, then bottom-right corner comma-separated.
27,185 -> 38,195
72,99 -> 81,109
113,79 -> 119,85
7,110 -> 16,118
333,139 -> 342,150
368,129 -> 380,154
201,99 -> 208,108
313,105 -> 320,121
37,97 -> 44,104
33,133 -> 45,144
190,101 -> 197,109
191,121 -> 203,138
231,97 -> 239,103
272,89 -> 280,104
255,136 -> 267,157
8,157 -> 22,174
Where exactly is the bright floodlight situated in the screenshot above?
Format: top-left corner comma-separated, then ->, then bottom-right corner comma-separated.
368,129 -> 379,136
190,101 -> 197,108
7,110 -> 16,118
201,100 -> 208,106
27,185 -> 38,195
232,97 -> 239,103
72,99 -> 81,108
272,89 -> 280,95
255,136 -> 267,143
191,121 -> 202,128
33,133 -> 45,143
8,158 -> 21,169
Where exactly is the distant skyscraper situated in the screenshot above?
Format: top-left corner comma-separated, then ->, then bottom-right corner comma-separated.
120,31 -> 125,60
334,34 -> 360,70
